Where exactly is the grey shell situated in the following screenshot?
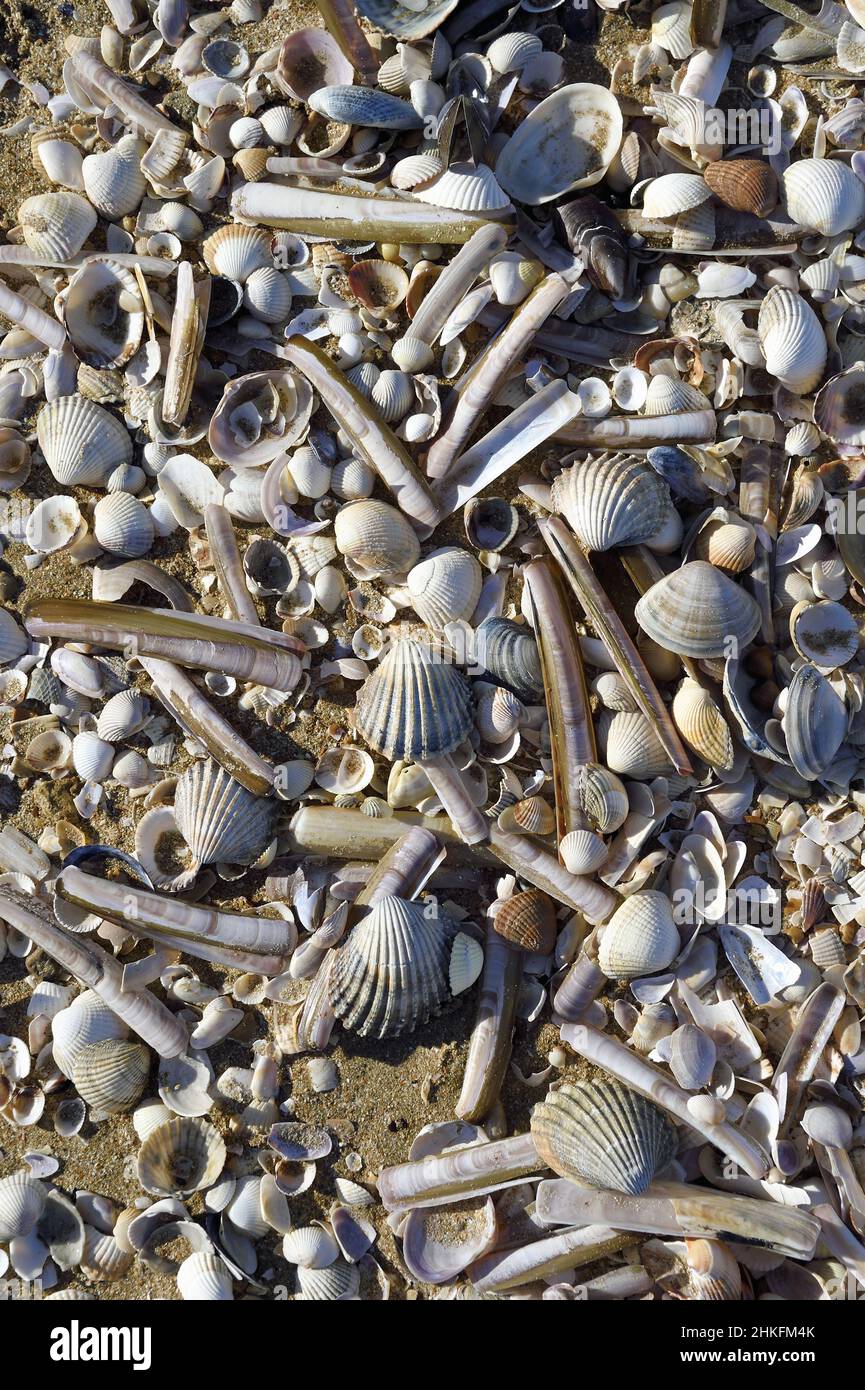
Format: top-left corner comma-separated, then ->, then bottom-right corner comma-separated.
530,1078 -> 677,1195
355,638 -> 475,760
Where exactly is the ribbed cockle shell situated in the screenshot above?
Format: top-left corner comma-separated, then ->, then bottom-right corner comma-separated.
531,1079 -> 677,1194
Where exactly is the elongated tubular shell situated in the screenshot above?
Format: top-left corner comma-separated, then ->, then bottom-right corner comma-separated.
0,280 -> 66,350
0,887 -> 187,1057
377,1131 -> 543,1213
55,865 -> 292,975
523,559 -> 596,842
536,1179 -> 819,1259
24,600 -> 304,694
283,338 -> 441,529
162,261 -> 210,427
203,504 -> 260,627
738,442 -> 779,644
456,921 -> 523,1122
140,657 -> 273,796
552,930 -> 606,1022
67,47 -> 187,144
425,274 -> 570,481
405,222 -> 508,354
555,410 -> 717,447
418,754 -> 490,846
540,516 -> 692,775
470,1225 -> 633,1293
772,983 -> 845,1132
231,182 -> 511,244
531,1079 -> 677,1193
561,1022 -> 769,1179
314,0 -> 378,83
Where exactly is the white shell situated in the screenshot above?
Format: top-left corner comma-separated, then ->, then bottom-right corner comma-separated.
334,498 -> 421,578
0,1172 -> 46,1242
37,397 -> 132,487
782,158 -> 865,236
19,191 -> 97,258
97,689 -> 151,742
406,546 -> 482,629
203,224 -> 273,282
598,891 -> 680,978
64,258 -> 144,368
495,83 -> 623,205
93,492 -> 154,558
415,162 -> 511,212
82,135 -> 148,219
176,1250 -> 234,1300
449,931 -> 484,994
51,990 -> 129,1077
72,731 -> 115,782
757,286 -> 827,394
642,173 -> 711,218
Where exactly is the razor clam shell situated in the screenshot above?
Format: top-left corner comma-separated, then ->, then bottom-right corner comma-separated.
232,183 -> 511,244
456,920 -> 522,1122
470,1224 -> 632,1293
377,1131 -> 543,1213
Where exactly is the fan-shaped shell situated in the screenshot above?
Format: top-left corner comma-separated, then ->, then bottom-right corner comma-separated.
328,894 -> 460,1038
642,173 -> 711,218
202,224 -> 273,282
672,677 -> 736,772
82,135 -> 147,218
499,795 -> 556,836
406,547 -> 482,630
643,376 -> 711,416
177,1251 -> 234,1301
334,498 -> 421,578
694,513 -> 756,573
604,710 -> 674,779
598,889 -> 680,978
551,453 -> 671,552
488,31 -> 543,73
390,153 -> 444,191
137,1116 -> 227,1197
348,258 -> 409,313
704,158 -> 778,217
174,759 -> 275,868
93,492 -> 154,558
634,561 -> 762,658
415,163 -> 511,212
559,828 -> 609,875
782,158 -> 865,235
355,0 -> 458,40
71,1038 -> 150,1115
492,889 -> 556,954
355,638 -> 475,760
495,83 -> 623,205
64,258 -> 144,368
51,990 -> 128,1077
0,1171 -> 46,1241
37,397 -> 132,487
371,369 -> 416,423
19,191 -> 96,258
475,617 -> 543,703
297,1256 -> 360,1300
282,1224 -> 339,1268
96,689 -> 150,742
757,286 -> 827,394
531,1079 -> 677,1194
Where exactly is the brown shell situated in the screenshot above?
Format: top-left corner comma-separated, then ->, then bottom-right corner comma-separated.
501,795 -> 556,837
704,159 -> 778,218
493,889 -> 557,955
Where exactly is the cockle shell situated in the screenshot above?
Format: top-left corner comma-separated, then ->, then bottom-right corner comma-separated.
475,686 -> 522,745
551,452 -> 672,552
757,287 -> 827,394
492,889 -> 556,955
296,1257 -> 360,1300
96,689 -> 151,742
495,83 -> 624,205
371,369 -> 416,423
37,396 -> 132,487
643,376 -> 711,416
136,1116 -> 227,1197
782,158 -> 865,235
0,1172 -> 46,1241
488,31 -> 543,73
348,258 -> 409,314
642,173 -> 710,219
598,890 -> 680,978
176,1251 -> 234,1301
329,895 -> 460,1039
390,153 -> 444,190
531,1079 -> 677,1194
693,513 -> 756,573
71,1038 -> 150,1115
334,498 -> 421,579
202,224 -> 273,282
406,547 -> 482,630
243,266 -> 292,323
815,366 -> 865,456
474,618 -> 543,704
276,26 -> 353,101
603,710 -> 674,779
499,795 -> 556,837
51,990 -> 128,1077
93,492 -> 154,558
355,638 -> 475,760
64,258 -> 144,369
575,762 -> 630,834
672,677 -> 736,772
18,191 -> 97,258
635,561 -> 762,658
559,828 -> 609,875
82,135 -> 148,219
174,759 -> 275,869
415,163 -> 511,213
703,159 -> 778,217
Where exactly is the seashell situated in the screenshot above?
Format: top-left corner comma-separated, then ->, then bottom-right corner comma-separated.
643,376 -> 711,417
208,371 -> 314,468
669,1023 -> 717,1091
559,828 -> 609,875
355,638 -> 474,760
71,1038 -> 150,1115
642,173 -> 711,219
328,894 -> 460,1039
531,1079 -> 677,1194
499,795 -> 556,837
96,689 -> 151,742
315,746 -> 374,795
757,287 -> 827,395
297,1256 -> 360,1300
406,547 -> 482,630
634,561 -> 762,658
415,163 -> 511,213
308,85 -> 423,130
354,0 -> 457,41
82,135 -> 148,219
488,252 -> 544,307
612,366 -> 648,412
488,31 -> 542,74
229,117 -> 263,150
0,1172 -> 46,1241
810,926 -> 846,969
815,366 -> 865,459
334,498 -> 421,578
464,497 -> 519,553
476,686 -> 522,745
371,369 -> 416,424
604,710 -> 674,779
672,678 -> 735,772
283,1224 -> 339,1268
33,135 -> 85,190
51,990 -> 128,1077
276,27 -> 354,102
551,452 -> 671,552
93,492 -> 154,558
783,662 -> 848,780
25,496 -> 86,556
449,931 -> 484,994
18,191 -> 97,259
331,455 -> 375,500
598,890 -> 680,979
174,759 -> 275,870
243,266 -> 293,323
177,1250 -> 234,1301
474,617 -> 543,703
631,1002 -> 677,1055
348,259 -> 409,314
495,83 -> 623,205
259,105 -> 303,147
790,599 -> 858,669
782,158 -> 865,236
137,1116 -> 227,1197
694,513 -> 756,573
390,153 -> 444,190
492,889 -> 556,955
80,1226 -> 132,1283
202,225 -> 273,283
37,396 -> 132,487
64,258 -> 144,369
703,159 -> 778,217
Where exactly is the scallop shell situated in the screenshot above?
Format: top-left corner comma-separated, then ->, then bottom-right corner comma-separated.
93,492 -> 154,558
642,173 -> 711,219
474,617 -> 543,703
604,710 -> 675,779
283,1224 -> 339,1268
495,83 -> 623,205
176,1251 -> 234,1301
348,259 -> 409,314
531,1079 -> 677,1194
243,266 -> 293,323
202,224 -> 273,282
551,452 -> 671,552
414,163 -> 511,213
598,890 -> 680,978
355,638 -> 475,760
82,135 -> 148,219
559,828 -> 609,875
406,547 -> 482,630
72,730 -> 115,782
297,1256 -> 360,1300
371,369 -> 416,423
174,759 -> 275,869
703,159 -> 778,217
334,498 -> 421,578
0,1172 -> 46,1241
96,689 -> 151,742
782,158 -> 865,236
19,191 -> 97,259
634,561 -> 762,658
328,894 -> 460,1039
757,286 -> 827,394
390,153 -> 444,191
37,396 -> 132,487
71,1038 -> 150,1115
137,1116 -> 227,1197
499,795 -> 556,837
492,889 -> 557,955
672,677 -> 735,772
643,376 -> 711,416
64,258 -> 144,369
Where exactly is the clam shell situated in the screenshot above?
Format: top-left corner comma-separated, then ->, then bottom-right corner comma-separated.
334,498 -> 421,578
643,376 -> 711,416
499,795 -> 556,837
176,1250 -> 234,1300
488,31 -> 543,73
82,135 -> 148,219
406,546 -> 482,630
783,662 -> 848,780
815,367 -> 865,456
642,173 -> 710,219
672,677 -> 735,772
634,561 -> 762,658
354,0 -> 458,40
37,396 -> 132,487
390,153 -> 444,191
790,599 -> 858,668
243,266 -> 293,323
308,85 -> 423,130
328,894 -> 459,1039
0,1172 -> 46,1241
475,686 -> 522,744
202,224 -> 273,282
551,452 -> 671,552
19,191 -> 97,259
259,105 -> 303,146
96,689 -> 151,742
64,257 -> 144,369
71,1038 -> 150,1115
704,158 -> 778,217
174,759 -> 275,868
208,370 -> 314,468
137,1116 -> 227,1197
355,637 -> 475,760
782,158 -> 865,236
449,931 -> 484,994
51,990 -> 128,1077
348,258 -> 409,313
576,765 -> 629,832
495,83 -> 624,205
415,163 -> 511,213
474,617 -> 543,703
603,710 -> 674,779
669,1023 -> 717,1091
598,890 -> 680,978
93,492 -> 154,558
531,1079 -> 677,1194
492,889 -> 556,954
757,286 -> 827,394
283,1224 -> 339,1268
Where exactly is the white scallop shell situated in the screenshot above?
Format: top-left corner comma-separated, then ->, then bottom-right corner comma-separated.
51,990 -> 129,1078
371,369 -> 416,423
243,265 -> 293,323
0,1172 -> 46,1242
72,731 -> 115,782
174,759 -> 275,869
96,689 -> 151,742
202,224 -> 273,282
449,931 -> 484,995
176,1250 -> 234,1300
414,162 -> 511,212
642,172 -> 711,218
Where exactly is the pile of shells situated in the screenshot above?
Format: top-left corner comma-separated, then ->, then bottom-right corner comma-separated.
3,0 -> 865,1308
